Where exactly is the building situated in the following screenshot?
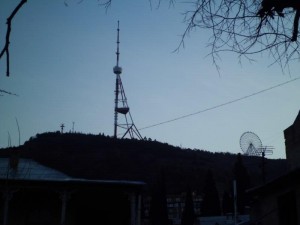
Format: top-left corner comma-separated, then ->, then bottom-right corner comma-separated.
0,157 -> 145,225
284,110 -> 300,170
167,193 -> 202,224
248,110 -> 300,225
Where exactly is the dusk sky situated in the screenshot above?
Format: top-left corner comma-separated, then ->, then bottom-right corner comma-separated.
1,0 -> 299,159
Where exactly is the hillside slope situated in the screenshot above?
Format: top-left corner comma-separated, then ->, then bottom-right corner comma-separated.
0,132 -> 287,194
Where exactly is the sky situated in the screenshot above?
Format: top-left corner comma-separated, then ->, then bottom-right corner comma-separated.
1,0 -> 299,159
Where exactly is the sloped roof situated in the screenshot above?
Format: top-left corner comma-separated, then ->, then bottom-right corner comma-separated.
284,110 -> 300,141
0,158 -> 71,180
0,158 -> 146,190
247,167 -> 300,196
292,110 -> 300,125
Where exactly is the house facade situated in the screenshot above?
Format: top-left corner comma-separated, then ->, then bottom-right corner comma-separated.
0,158 -> 145,225
248,111 -> 300,225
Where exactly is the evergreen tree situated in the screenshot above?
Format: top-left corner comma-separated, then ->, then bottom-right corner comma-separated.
149,170 -> 169,225
232,153 -> 251,214
222,191 -> 233,215
181,187 -> 196,225
201,170 -> 221,216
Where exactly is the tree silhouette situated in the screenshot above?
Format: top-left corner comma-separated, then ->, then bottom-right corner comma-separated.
179,0 -> 300,70
232,153 -> 251,214
0,0 -> 27,77
0,89 -> 18,97
222,191 -> 233,215
181,187 -> 196,225
201,170 -> 221,216
149,170 -> 169,225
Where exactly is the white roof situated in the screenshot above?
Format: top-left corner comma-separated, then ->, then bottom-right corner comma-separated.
0,158 -> 71,180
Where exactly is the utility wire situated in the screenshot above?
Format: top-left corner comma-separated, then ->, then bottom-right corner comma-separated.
139,77 -> 300,131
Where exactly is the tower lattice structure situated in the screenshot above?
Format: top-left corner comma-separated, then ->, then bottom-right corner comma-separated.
113,21 -> 143,140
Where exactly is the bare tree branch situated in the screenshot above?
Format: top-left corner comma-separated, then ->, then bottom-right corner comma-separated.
178,0 -> 300,69
98,0 -> 112,12
0,0 -> 27,77
1,0 -> 298,77
292,9 -> 300,41
0,89 -> 18,97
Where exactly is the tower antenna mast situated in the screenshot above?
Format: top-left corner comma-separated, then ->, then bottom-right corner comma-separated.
116,20 -> 120,67
112,21 -> 143,140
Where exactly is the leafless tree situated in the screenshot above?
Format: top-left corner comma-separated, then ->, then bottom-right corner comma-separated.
0,89 -> 18,97
1,0 -> 299,77
0,0 -> 27,77
179,0 -> 300,70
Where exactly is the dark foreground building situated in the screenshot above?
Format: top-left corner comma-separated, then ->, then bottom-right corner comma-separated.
248,111 -> 300,225
0,158 -> 145,225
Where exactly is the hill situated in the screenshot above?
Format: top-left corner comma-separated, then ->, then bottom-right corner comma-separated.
0,132 -> 287,194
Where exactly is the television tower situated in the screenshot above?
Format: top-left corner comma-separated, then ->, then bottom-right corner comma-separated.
113,21 -> 143,140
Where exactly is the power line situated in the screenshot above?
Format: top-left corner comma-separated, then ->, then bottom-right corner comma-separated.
139,77 -> 300,131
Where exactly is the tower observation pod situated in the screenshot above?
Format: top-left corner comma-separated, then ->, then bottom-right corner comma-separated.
112,21 -> 143,140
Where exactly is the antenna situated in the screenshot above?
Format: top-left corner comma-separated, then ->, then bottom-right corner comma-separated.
112,21 -> 143,140
116,20 -> 120,67
60,123 -> 65,134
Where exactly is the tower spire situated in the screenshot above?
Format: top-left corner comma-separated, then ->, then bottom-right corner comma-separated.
112,21 -> 143,140
116,20 -> 120,67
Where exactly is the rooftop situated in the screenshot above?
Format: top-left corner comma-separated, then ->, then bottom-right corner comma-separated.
0,158 -> 71,180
